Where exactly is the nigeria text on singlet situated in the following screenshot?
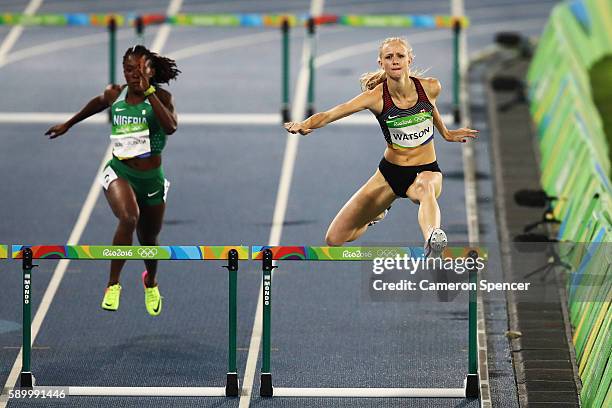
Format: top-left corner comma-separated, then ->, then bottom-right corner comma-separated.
375,77 -> 435,149
110,87 -> 166,160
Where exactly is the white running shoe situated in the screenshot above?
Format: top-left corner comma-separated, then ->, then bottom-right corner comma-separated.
424,228 -> 448,258
368,206 -> 392,227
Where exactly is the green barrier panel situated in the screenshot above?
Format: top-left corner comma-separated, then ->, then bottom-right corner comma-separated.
0,245 -> 7,259
529,1 -> 612,403
14,245 -> 245,396
581,304 -> 611,405
592,351 -> 611,407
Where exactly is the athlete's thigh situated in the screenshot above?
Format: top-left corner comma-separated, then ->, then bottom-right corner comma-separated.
137,202 -> 165,238
328,169 -> 397,234
406,171 -> 443,203
104,178 -> 139,219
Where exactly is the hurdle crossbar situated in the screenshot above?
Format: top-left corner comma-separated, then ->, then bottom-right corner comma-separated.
253,246 -> 481,398
0,13 -> 470,29
13,245 -> 248,397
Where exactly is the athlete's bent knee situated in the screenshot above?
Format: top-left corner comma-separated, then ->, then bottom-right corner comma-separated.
413,178 -> 436,199
325,232 -> 346,247
118,212 -> 139,230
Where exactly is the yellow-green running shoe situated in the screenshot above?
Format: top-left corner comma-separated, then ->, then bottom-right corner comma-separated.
142,271 -> 162,316
101,283 -> 121,311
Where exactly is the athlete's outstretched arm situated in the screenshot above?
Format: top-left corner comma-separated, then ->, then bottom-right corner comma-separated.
423,78 -> 478,143
45,85 -> 121,139
284,89 -> 379,135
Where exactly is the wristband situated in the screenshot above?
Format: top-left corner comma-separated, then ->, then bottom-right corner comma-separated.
143,85 -> 156,97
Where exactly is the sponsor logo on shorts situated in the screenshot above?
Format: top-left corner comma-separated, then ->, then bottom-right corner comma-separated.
147,190 -> 160,197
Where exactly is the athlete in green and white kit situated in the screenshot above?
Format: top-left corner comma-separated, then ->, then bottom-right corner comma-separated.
46,45 -> 180,316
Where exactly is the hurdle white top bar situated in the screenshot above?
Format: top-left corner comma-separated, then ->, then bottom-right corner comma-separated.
273,387 -> 466,398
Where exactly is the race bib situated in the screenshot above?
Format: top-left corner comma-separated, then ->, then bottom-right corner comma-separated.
110,129 -> 151,159
386,111 -> 434,148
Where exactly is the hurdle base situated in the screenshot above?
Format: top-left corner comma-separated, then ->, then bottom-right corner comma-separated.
260,373 -> 273,397
226,373 -> 239,397
20,372 -> 35,389
62,386 -> 227,396
464,374 -> 479,397
271,387 -> 467,398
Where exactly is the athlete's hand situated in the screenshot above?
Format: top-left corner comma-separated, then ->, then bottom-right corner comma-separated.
45,123 -> 70,139
135,55 -> 153,93
445,127 -> 479,143
284,121 -> 313,135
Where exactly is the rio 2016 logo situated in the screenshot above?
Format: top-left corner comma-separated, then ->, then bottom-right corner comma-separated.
102,248 -> 133,257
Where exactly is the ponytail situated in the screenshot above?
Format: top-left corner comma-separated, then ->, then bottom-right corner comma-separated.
360,70 -> 387,91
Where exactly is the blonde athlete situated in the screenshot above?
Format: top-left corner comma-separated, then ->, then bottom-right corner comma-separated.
284,37 -> 478,254
46,45 -> 180,315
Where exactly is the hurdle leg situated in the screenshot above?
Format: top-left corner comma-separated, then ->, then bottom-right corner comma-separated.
306,17 -> 316,118
20,248 -> 36,388
225,249 -> 239,396
281,18 -> 291,122
465,250 -> 479,397
260,249 -> 275,397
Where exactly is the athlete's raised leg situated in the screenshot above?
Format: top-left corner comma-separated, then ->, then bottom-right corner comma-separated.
325,170 -> 396,246
406,171 -> 443,241
104,178 -> 139,286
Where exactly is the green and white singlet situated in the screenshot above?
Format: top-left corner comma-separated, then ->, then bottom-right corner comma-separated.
110,87 -> 166,160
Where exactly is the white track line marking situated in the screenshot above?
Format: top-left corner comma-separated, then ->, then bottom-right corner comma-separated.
0,30 -> 133,69
238,2 -> 325,405
452,0 -> 491,407
0,0 -> 44,66
0,1 -> 182,405
168,31 -> 278,60
0,112 -> 455,126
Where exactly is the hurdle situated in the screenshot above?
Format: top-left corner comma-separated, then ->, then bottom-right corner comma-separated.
0,245 -> 7,259
252,245 -> 480,398
11,244 -> 248,397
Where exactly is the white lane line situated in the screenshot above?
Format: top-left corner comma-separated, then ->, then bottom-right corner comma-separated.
0,29 -> 134,69
0,112 -> 451,125
0,145 -> 112,408
315,17 -> 545,69
0,0 -> 181,405
238,1 -> 325,405
0,0 -> 44,66
0,112 -> 281,125
151,0 -> 183,53
0,1 -> 48,406
168,27 -> 347,62
453,0 -> 491,407
168,31 -> 278,61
